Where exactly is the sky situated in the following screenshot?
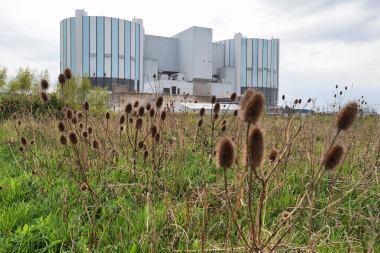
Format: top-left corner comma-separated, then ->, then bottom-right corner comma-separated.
0,0 -> 379,111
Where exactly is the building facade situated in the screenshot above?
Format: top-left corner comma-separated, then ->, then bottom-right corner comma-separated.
60,10 -> 279,105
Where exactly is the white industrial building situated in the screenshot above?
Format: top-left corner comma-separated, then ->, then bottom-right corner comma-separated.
60,10 -> 279,105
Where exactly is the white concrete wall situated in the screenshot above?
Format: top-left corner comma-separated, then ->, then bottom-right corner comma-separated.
212,43 -> 224,75
143,79 -> 193,95
144,35 -> 179,73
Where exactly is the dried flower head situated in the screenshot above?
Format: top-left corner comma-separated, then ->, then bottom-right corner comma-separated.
211,96 -> 216,104
58,73 -> 66,85
80,182 -> 89,191
230,93 -> 237,102
83,102 -> 89,111
143,150 -> 149,160
221,125 -> 227,132
134,100 -> 139,108
151,125 -> 157,137
216,138 -> 235,169
82,131 -> 88,138
125,103 -> 133,114
77,112 -> 83,118
105,112 -> 110,119
59,135 -> 67,145
156,96 -> 163,108
19,146 -> 24,152
119,115 -> 126,124
68,132 -> 78,145
88,127 -> 93,135
135,118 -> 143,130
233,110 -> 238,117
149,108 -> 155,117
269,149 -> 278,162
199,108 -> 205,117
336,102 -> 358,131
57,122 -> 65,132
214,103 -> 220,114
154,133 -> 160,143
197,119 -> 203,127
21,136 -> 27,146
322,144 -> 344,170
161,111 -> 167,121
41,79 -> 49,90
213,113 -> 218,120
138,106 -> 145,116
146,103 -> 151,110
66,109 -> 73,119
240,91 -> 265,124
64,68 -> 72,80
92,140 -> 99,149
138,141 -> 144,149
71,117 -> 77,125
247,126 -> 264,169
40,92 -> 48,102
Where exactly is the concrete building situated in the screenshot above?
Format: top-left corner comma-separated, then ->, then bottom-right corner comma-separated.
60,10 -> 279,105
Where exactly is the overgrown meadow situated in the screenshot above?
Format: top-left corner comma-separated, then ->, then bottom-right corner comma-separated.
0,75 -> 379,252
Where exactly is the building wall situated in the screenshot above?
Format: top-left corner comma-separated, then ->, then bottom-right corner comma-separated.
144,35 -> 179,73
60,12 -> 143,86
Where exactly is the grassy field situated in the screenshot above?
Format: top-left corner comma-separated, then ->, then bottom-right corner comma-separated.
0,95 -> 379,252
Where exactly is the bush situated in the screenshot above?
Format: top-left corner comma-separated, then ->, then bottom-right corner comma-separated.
0,93 -> 65,120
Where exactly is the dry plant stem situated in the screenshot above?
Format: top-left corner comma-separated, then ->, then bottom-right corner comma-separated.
223,168 -> 250,249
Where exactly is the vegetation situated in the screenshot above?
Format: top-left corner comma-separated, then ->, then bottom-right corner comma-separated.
0,85 -> 379,252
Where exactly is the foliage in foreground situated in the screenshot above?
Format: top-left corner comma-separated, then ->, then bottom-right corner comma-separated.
0,91 -> 379,252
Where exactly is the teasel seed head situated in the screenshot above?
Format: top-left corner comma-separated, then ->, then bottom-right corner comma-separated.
155,96 -> 163,108
58,121 -> 65,132
58,73 -> 66,85
211,96 -> 216,104
230,93 -> 237,102
82,131 -> 88,138
105,112 -> 110,119
71,116 -> 77,125
120,125 -> 124,132
21,136 -> 27,146
233,110 -> 238,117
40,79 -> 49,90
151,125 -> 157,137
154,133 -> 160,143
30,140 -> 34,145
88,127 -> 93,135
138,141 -> 144,149
307,98 -> 312,103
40,92 -> 48,102
143,150 -> 149,160
282,95 -> 285,100
240,89 -> 255,111
77,112 -> 83,118
64,68 -> 72,80
83,102 -> 89,111
146,103 -> 151,110
19,146 -> 24,152
138,106 -> 145,116
214,103 -> 220,114
17,120 -> 21,125
92,140 -> 99,149
322,144 -> 344,170
66,109 -> 73,119
216,138 -> 235,169
149,108 -> 155,117
213,113 -> 218,120
135,118 -> 143,130
161,111 -> 167,121
125,103 -> 133,114
247,126 -> 264,169
269,149 -> 278,162
221,125 -> 227,132
222,120 -> 226,125
59,135 -> 67,145
336,102 -> 358,131
134,100 -> 139,108
240,91 -> 265,124
119,115 -> 126,124
128,118 -> 133,124
79,123 -> 83,129
199,107 -> 205,117
68,132 -> 78,145
197,119 -> 203,127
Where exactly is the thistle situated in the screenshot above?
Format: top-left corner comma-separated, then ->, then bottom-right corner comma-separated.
322,144 -> 344,170
216,138 -> 235,169
247,126 -> 264,169
336,102 -> 358,131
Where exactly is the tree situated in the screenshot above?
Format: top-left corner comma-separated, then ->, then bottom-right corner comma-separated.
8,67 -> 36,94
88,87 -> 109,110
78,76 -> 92,102
0,66 -> 7,91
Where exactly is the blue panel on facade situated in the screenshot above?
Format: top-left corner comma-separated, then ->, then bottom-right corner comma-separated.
82,16 -> 90,76
135,24 -> 140,80
70,18 -> 76,74
96,17 -> 104,77
252,39 -> 258,87
111,18 -> 119,78
241,38 -> 247,87
262,40 -> 267,88
125,20 -> 131,79
63,20 -> 67,71
230,40 -> 235,67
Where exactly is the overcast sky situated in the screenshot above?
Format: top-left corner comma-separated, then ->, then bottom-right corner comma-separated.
0,0 -> 379,110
